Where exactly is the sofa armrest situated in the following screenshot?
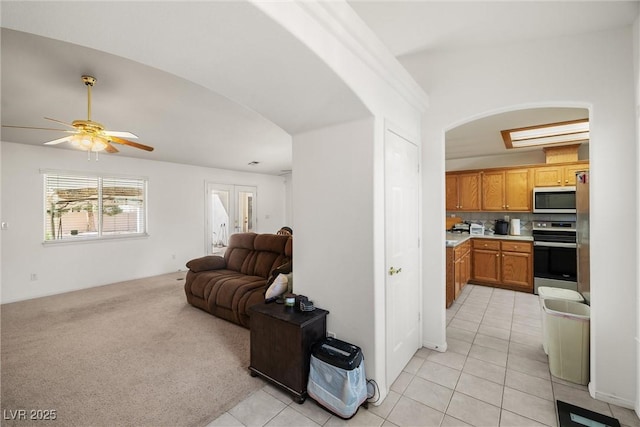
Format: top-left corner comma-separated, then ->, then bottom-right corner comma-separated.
186,255 -> 227,272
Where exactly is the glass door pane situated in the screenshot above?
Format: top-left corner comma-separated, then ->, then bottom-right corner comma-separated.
212,189 -> 230,249
206,183 -> 257,255
237,188 -> 255,233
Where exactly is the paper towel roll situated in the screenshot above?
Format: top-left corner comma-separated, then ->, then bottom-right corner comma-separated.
510,219 -> 521,235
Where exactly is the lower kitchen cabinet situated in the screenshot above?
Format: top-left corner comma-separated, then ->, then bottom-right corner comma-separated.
471,239 -> 533,293
446,240 -> 471,307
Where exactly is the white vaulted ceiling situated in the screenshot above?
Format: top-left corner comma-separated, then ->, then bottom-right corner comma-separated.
1,1 -> 370,174
2,1 -> 638,168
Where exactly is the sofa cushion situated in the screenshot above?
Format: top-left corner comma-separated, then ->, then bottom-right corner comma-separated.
187,269 -> 237,299
254,234 -> 288,253
186,255 -> 226,273
225,234 -> 291,278
212,275 -> 266,310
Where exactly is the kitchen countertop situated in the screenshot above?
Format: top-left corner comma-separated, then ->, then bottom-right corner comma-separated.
445,232 -> 533,247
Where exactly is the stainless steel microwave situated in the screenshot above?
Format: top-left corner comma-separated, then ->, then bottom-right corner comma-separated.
532,186 -> 576,213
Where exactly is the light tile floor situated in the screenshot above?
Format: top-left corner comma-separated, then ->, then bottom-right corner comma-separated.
208,285 -> 640,427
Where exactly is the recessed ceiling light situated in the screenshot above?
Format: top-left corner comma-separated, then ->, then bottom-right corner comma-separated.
501,118 -> 589,149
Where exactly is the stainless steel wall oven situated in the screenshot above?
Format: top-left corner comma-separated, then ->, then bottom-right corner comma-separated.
532,221 -> 577,293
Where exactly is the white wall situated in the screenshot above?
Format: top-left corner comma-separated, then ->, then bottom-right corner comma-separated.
1,142 -> 286,303
403,27 -> 638,408
293,117 -> 376,374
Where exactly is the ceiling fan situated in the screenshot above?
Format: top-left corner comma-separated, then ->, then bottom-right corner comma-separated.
3,75 -> 154,155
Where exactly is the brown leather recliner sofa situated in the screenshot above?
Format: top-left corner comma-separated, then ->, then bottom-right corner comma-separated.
184,232 -> 292,328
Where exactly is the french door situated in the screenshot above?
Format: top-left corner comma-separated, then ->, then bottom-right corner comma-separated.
206,183 -> 257,254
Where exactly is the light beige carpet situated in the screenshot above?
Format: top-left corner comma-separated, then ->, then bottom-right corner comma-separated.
1,271 -> 262,427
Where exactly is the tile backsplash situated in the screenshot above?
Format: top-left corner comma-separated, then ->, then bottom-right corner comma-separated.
446,212 -> 577,235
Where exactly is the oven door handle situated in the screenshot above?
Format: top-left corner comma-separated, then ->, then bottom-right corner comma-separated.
533,241 -> 577,248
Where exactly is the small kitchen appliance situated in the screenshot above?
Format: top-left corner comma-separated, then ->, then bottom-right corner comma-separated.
470,224 -> 484,235
533,186 -> 576,214
494,219 -> 509,235
450,222 -> 470,233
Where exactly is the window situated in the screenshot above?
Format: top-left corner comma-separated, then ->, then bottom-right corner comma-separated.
43,171 -> 147,242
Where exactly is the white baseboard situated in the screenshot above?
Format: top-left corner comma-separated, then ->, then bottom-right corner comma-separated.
423,340 -> 447,353
589,382 -> 636,410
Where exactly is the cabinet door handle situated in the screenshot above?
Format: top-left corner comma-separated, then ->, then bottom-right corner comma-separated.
496,254 -> 499,257
506,205 -> 509,208
557,180 -> 561,183
565,179 -> 569,183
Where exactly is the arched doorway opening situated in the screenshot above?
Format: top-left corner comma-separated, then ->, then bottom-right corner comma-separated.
443,105 -> 590,331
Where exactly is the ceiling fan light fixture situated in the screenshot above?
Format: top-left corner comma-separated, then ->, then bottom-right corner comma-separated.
2,74 -> 154,155
70,133 -> 107,152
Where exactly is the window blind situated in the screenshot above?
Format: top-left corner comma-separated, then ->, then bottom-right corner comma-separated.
44,172 -> 147,241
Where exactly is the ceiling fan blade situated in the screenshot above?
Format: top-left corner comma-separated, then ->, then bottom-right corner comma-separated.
104,142 -> 119,153
2,124 -> 75,133
44,136 -> 72,145
109,136 -> 154,152
44,117 -> 77,129
104,130 -> 139,139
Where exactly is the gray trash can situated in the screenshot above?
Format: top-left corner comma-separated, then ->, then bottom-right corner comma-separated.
542,298 -> 590,385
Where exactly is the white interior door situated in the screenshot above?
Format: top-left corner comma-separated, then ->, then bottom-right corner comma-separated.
206,183 -> 257,254
385,129 -> 421,385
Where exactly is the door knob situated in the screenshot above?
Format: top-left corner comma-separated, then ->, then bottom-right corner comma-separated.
388,266 -> 403,276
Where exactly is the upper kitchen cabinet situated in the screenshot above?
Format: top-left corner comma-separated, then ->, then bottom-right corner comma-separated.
482,168 -> 531,211
446,172 -> 481,211
533,162 -> 589,187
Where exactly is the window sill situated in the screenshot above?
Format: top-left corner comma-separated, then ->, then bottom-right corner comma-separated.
43,233 -> 150,246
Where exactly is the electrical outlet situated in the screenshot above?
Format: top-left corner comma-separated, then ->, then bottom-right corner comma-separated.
171,254 -> 176,260
30,273 -> 38,281
504,215 -> 510,221
327,331 -> 336,338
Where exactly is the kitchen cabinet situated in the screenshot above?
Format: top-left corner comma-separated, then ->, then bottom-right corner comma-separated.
471,239 -> 533,292
470,239 -> 501,284
533,162 -> 589,187
446,172 -> 481,211
446,161 -> 589,213
481,168 -> 531,211
446,240 -> 471,307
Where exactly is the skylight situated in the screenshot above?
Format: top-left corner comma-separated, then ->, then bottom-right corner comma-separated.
501,119 -> 589,149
